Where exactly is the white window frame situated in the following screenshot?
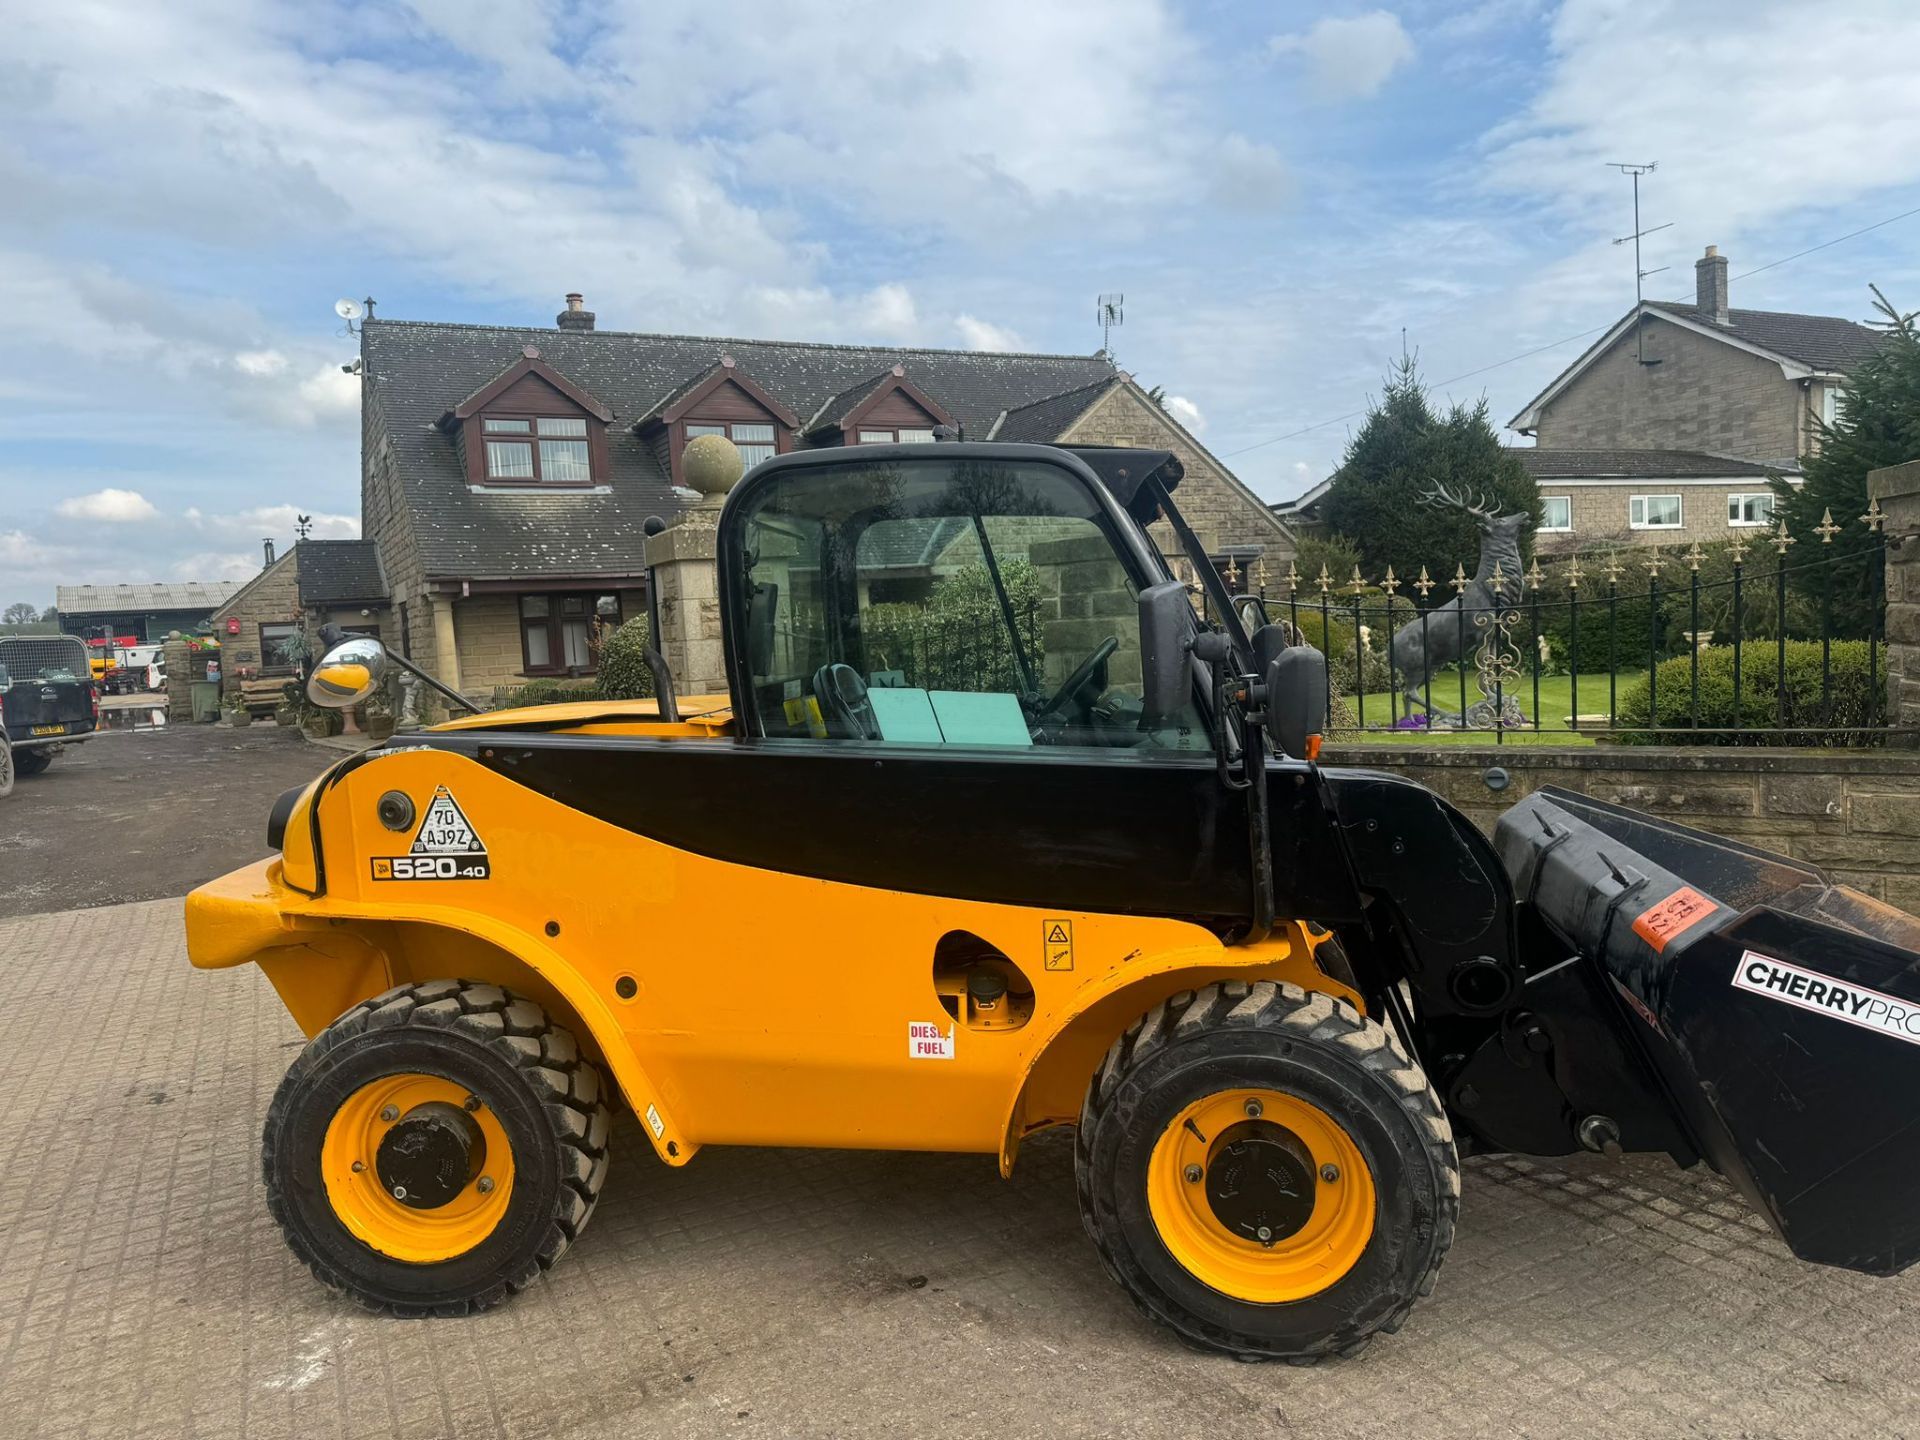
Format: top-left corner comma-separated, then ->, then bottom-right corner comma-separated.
1727,492 -> 1775,528
1538,495 -> 1573,533
1821,385 -> 1847,427
1629,494 -> 1683,530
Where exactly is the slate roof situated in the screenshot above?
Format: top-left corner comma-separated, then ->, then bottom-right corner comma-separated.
296,540 -> 387,605
362,320 -> 1117,580
1644,301 -> 1883,371
1515,448 -> 1788,480
987,377 -> 1116,442
57,581 -> 244,616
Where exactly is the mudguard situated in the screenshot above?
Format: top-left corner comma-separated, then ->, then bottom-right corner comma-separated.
1497,785 -> 1920,1276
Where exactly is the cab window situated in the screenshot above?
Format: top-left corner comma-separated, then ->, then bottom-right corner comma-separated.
736,455 -> 1206,752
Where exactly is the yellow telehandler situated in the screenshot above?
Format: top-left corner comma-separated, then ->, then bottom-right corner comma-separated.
187,441 -> 1920,1361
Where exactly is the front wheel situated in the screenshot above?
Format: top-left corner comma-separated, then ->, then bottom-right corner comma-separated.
264,980 -> 612,1316
1076,980 -> 1458,1362
12,748 -> 51,778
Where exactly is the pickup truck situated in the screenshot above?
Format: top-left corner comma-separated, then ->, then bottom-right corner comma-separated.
0,636 -> 99,777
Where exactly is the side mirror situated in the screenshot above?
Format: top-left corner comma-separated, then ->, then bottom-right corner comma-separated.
308,636 -> 389,709
1265,645 -> 1328,759
1137,580 -> 1192,725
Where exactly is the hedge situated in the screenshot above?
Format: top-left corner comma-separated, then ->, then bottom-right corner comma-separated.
593,615 -> 657,700
1612,640 -> 1886,745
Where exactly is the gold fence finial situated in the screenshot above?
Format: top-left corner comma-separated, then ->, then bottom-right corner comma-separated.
1644,546 -> 1663,579
1525,557 -> 1544,591
1381,565 -> 1401,596
1601,550 -> 1624,585
1565,554 -> 1585,590
1772,518 -> 1797,555
1348,564 -> 1367,596
1451,562 -> 1469,595
1862,496 -> 1886,533
1684,541 -> 1705,571
1814,507 -> 1842,544
1285,559 -> 1300,591
1316,564 -> 1332,595
1728,533 -> 1750,564
1414,565 -> 1434,597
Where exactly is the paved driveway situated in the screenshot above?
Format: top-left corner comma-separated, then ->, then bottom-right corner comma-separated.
0,899 -> 1913,1439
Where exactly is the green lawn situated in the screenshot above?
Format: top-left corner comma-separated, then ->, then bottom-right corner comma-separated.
1331,669 -> 1649,744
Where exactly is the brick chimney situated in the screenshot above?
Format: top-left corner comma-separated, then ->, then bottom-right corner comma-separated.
556,293 -> 596,331
1695,246 -> 1729,324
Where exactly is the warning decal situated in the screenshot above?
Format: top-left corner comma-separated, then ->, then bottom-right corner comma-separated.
1631,886 -> 1718,953
908,1021 -> 956,1060
1732,950 -> 1920,1048
1043,919 -> 1074,972
411,785 -> 487,855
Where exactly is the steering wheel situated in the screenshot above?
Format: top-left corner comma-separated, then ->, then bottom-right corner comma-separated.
1037,635 -> 1119,721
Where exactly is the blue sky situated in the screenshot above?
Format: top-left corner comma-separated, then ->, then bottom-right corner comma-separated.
4,0 -> 1919,609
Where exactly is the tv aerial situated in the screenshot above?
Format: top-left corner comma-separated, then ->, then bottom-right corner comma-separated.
1096,293 -> 1124,357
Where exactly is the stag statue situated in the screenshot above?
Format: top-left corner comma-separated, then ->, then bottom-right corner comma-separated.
1388,481 -> 1531,727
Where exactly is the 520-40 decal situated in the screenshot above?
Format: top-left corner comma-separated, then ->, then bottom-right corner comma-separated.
371,855 -> 491,881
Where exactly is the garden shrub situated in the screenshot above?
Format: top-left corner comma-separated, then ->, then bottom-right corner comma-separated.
501,678 -> 596,709
1613,640 -> 1886,745
593,616 -> 657,700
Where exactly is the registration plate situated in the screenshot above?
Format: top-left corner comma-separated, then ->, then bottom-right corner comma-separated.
29,724 -> 66,736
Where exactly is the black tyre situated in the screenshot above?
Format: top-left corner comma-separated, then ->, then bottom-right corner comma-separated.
0,736 -> 12,798
264,979 -> 612,1316
1076,980 -> 1458,1362
12,748 -> 52,778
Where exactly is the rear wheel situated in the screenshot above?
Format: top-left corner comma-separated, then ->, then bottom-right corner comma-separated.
1076,980 -> 1458,1362
12,748 -> 51,778
0,736 -> 12,797
264,980 -> 612,1315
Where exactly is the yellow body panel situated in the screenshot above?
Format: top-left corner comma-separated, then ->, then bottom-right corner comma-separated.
188,741 -> 1353,1174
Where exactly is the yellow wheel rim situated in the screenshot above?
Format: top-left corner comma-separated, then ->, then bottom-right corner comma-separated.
1146,1087 -> 1375,1304
320,1073 -> 515,1264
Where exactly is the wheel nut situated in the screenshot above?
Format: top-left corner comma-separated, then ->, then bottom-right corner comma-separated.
476,1176 -> 495,1194
1256,1226 -> 1274,1245
1244,1099 -> 1263,1118
464,1095 -> 482,1112
351,1161 -> 365,1174
391,1185 -> 407,1200
1183,1164 -> 1203,1184
1321,1164 -> 1340,1183
380,1105 -> 399,1122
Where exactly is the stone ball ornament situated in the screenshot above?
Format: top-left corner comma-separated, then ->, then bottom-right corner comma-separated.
683,433 -> 746,498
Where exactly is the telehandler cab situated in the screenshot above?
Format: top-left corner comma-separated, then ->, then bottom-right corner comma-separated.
188,441 -> 1920,1362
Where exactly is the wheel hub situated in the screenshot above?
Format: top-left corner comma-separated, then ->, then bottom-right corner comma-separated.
1204,1120 -> 1318,1246
374,1101 -> 485,1210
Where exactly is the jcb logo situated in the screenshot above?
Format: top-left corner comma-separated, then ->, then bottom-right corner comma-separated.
371,855 -> 490,882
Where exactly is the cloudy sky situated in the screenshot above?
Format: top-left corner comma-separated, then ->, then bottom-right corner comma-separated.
3,0 -> 1919,609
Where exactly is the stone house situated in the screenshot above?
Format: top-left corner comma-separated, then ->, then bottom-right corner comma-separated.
207,540 -> 390,700
1506,245 -> 1882,547
359,297 -> 1294,701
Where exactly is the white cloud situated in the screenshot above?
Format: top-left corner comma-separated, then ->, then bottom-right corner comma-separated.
233,350 -> 288,377
1269,12 -> 1415,102
1163,395 -> 1206,434
172,550 -> 266,583
857,284 -> 920,343
1208,135 -> 1291,211
955,315 -> 1028,352
55,488 -> 160,522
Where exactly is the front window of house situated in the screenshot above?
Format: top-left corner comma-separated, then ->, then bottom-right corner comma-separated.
686,421 -> 779,469
1629,494 -> 1682,530
1727,493 -> 1775,527
1539,496 -> 1573,532
259,622 -> 302,674
483,416 -> 593,484
519,593 -> 621,674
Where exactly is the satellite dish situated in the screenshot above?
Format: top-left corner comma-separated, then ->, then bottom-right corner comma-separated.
334,298 -> 364,321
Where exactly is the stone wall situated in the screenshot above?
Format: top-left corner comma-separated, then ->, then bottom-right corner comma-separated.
1060,381 -> 1297,573
1871,458 -> 1920,733
1321,743 -> 1920,913
208,550 -> 301,701
645,524 -> 726,696
1028,533 -> 1142,690
1533,314 -> 1807,465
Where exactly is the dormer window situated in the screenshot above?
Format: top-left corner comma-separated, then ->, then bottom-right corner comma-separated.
686,421 -> 777,468
803,364 -> 955,448
443,349 -> 614,490
483,415 -> 592,483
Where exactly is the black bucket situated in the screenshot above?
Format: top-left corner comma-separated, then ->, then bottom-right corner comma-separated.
1496,786 -> 1920,1276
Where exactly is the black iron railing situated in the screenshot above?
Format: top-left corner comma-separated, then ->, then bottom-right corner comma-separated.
1212,503 -> 1896,746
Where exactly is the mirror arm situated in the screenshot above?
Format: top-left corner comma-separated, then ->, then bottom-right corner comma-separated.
386,651 -> 482,716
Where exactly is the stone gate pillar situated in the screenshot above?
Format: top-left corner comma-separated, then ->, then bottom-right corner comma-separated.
644,434 -> 742,699
1869,459 -> 1920,739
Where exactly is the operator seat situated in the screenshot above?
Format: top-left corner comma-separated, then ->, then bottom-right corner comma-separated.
811,662 -> 879,740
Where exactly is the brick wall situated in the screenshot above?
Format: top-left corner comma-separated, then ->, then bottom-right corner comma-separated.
1534,316 -> 1806,465
207,551 -> 300,701
1870,458 -> 1920,732
1322,743 -> 1920,914
1536,480 -> 1789,551
1061,382 -> 1297,574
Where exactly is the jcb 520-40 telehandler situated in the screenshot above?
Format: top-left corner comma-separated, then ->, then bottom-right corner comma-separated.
188,441 -> 1920,1362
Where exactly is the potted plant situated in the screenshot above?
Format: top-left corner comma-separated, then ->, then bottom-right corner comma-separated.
274,679 -> 301,727
364,689 -> 397,743
223,694 -> 252,728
